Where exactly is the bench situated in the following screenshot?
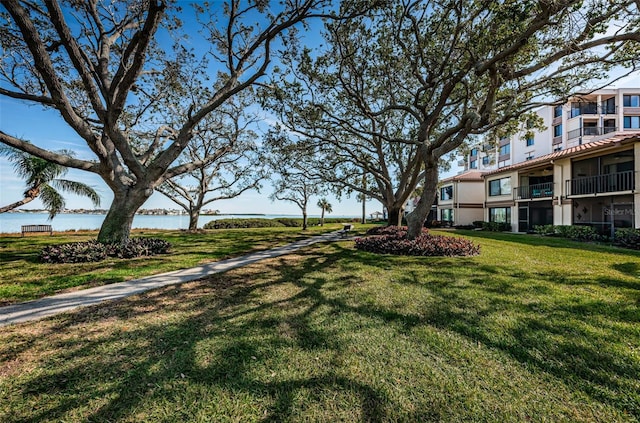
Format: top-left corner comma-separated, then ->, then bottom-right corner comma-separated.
339,224 -> 354,238
21,224 -> 53,237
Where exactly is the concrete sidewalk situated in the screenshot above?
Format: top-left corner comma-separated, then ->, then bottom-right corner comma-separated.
0,230 -> 352,327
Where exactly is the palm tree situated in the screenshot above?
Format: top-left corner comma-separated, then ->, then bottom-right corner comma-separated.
317,198 -> 333,226
0,147 -> 100,219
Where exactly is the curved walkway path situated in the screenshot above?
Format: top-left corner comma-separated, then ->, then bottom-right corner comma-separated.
0,230 -> 352,327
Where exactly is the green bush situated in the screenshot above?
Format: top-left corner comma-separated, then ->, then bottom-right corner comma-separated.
203,218 -> 286,229
40,238 -> 171,263
203,217 -> 356,229
613,228 -> 640,250
532,224 -> 602,241
533,225 -> 555,236
481,221 -> 512,232
275,218 -> 308,227
278,217 -> 358,227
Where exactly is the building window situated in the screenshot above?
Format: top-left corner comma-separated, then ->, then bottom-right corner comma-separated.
553,105 -> 562,118
442,209 -> 453,222
526,137 -> 534,146
489,207 -> 511,223
440,185 -> 453,201
482,156 -> 490,165
489,177 -> 511,196
623,95 -> 640,107
553,124 -> 562,137
525,153 -> 534,161
470,148 -> 478,157
470,160 -> 477,169
499,144 -> 510,156
624,116 -> 640,129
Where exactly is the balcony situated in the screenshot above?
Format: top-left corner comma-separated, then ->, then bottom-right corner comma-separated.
566,171 -> 636,196
514,182 -> 554,200
567,126 -> 617,140
570,102 -> 617,117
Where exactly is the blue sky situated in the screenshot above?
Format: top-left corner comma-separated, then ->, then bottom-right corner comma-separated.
0,94 -> 374,216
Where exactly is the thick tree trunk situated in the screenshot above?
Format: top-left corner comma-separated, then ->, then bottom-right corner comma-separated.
361,196 -> 366,224
387,207 -> 403,227
320,209 -> 325,226
97,188 -> 151,244
188,210 -> 199,231
406,163 -> 439,239
302,210 -> 308,230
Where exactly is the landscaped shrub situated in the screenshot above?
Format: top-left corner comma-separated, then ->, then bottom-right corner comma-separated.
555,225 -> 601,241
203,217 -> 356,229
40,237 -> 171,263
365,225 -> 424,236
533,224 -> 601,241
203,218 -> 286,229
278,217 -> 358,227
355,226 -> 479,257
613,228 -> 640,250
275,218 -> 303,227
105,237 -> 172,259
40,240 -> 108,263
472,220 -> 484,229
533,224 -> 555,236
481,221 -> 512,232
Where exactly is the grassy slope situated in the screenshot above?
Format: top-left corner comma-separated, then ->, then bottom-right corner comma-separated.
0,230 -> 639,421
0,224 -> 347,305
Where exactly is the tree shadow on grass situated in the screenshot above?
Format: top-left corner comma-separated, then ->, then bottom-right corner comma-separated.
0,245 -> 401,422
393,262 -> 640,417
1,241 -> 639,421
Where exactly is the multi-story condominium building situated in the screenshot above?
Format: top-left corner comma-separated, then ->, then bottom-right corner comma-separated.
438,88 -> 640,236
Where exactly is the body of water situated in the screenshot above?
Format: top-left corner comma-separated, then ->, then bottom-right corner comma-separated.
0,213 -> 357,234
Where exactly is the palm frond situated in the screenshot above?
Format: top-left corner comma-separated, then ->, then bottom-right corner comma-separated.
50,179 -> 101,207
39,184 -> 66,219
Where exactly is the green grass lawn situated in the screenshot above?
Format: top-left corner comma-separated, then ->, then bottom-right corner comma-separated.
0,230 -> 639,421
0,224 -> 352,305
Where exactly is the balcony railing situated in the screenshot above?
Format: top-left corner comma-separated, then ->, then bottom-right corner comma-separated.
570,102 -> 617,117
567,126 -> 617,140
566,171 -> 636,196
514,182 -> 554,200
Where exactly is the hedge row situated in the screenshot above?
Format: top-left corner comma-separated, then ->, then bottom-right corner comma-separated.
355,226 -> 480,257
532,224 -> 602,241
40,237 -> 171,263
612,228 -> 640,250
203,217 -> 358,229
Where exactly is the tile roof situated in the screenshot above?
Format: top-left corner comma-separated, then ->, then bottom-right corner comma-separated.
484,132 -> 640,176
441,170 -> 487,183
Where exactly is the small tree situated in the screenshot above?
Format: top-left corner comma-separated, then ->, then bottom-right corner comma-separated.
0,147 -> 100,219
265,133 -> 324,230
317,198 -> 333,226
156,91 -> 264,231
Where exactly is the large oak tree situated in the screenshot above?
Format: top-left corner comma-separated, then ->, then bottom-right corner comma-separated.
0,0 -> 344,243
267,0 -> 640,238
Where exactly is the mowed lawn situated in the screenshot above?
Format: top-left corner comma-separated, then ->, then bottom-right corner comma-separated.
0,224 -> 346,305
1,231 -> 639,422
